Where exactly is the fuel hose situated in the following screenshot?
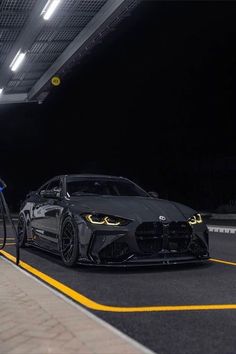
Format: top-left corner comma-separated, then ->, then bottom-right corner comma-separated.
0,178 -> 20,265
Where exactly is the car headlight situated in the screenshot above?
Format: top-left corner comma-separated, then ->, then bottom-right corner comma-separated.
82,213 -> 130,226
188,213 -> 203,225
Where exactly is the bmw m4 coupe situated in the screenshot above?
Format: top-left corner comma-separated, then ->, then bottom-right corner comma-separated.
18,175 -> 209,267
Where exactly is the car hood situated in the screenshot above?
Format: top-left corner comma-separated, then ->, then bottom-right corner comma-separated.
70,196 -> 195,222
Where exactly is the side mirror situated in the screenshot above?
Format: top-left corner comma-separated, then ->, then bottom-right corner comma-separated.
149,191 -> 159,198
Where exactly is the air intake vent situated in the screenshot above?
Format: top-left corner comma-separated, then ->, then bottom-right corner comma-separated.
136,222 -> 192,254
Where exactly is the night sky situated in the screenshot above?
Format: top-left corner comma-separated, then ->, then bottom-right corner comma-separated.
1,1 -> 236,211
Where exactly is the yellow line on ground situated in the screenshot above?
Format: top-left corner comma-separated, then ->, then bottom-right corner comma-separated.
210,258 -> 236,267
1,250 -> 236,313
0,243 -> 16,246
0,238 -> 16,241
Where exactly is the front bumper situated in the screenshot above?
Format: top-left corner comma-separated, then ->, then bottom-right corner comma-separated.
82,221 -> 209,266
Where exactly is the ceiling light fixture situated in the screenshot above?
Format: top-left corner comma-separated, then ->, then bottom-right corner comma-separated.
10,50 -> 26,72
41,0 -> 61,20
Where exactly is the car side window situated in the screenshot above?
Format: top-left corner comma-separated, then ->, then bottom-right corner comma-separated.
47,179 -> 61,191
47,179 -> 63,198
38,179 -> 62,198
38,183 -> 50,195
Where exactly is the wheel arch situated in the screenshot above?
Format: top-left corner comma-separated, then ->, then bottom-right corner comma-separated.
18,211 -> 30,239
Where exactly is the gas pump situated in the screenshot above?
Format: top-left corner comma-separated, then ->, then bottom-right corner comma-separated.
0,178 -> 20,265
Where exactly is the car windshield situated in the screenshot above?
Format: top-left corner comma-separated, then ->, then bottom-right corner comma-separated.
66,178 -> 148,197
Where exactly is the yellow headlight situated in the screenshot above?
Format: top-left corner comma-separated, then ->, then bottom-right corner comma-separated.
84,214 -> 121,226
104,217 -> 121,226
188,213 -> 203,225
85,214 -> 105,225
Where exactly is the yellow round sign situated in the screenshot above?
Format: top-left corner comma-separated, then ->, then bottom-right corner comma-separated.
51,76 -> 61,86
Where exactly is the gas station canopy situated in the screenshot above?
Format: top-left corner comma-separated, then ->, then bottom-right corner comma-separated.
0,0 -> 140,104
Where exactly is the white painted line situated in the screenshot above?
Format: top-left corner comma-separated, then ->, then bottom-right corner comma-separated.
211,213 -> 236,220
0,218 -> 18,222
208,225 -> 236,234
1,257 -> 155,354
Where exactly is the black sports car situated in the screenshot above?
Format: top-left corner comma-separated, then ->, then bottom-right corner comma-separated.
18,174 -> 209,267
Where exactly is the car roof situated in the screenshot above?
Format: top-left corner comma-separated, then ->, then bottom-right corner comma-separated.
63,174 -> 127,180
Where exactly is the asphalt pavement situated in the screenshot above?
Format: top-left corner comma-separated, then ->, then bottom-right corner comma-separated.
0,222 -> 236,354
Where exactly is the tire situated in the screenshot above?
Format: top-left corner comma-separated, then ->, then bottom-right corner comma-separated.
60,217 -> 79,267
17,214 -> 27,248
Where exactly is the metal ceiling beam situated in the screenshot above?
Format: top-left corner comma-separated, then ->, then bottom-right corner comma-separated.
0,10 -> 31,15
60,10 -> 96,17
0,9 -> 95,17
0,93 -> 28,105
29,0 -> 137,101
0,26 -> 22,30
43,26 -> 84,30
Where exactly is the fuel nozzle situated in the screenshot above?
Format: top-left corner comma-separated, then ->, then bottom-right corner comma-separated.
0,178 -> 7,190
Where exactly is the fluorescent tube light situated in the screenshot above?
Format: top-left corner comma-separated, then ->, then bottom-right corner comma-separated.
42,0 -> 61,20
0,88 -> 3,95
10,50 -> 26,72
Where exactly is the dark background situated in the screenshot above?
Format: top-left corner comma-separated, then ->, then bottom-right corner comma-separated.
1,1 -> 236,212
